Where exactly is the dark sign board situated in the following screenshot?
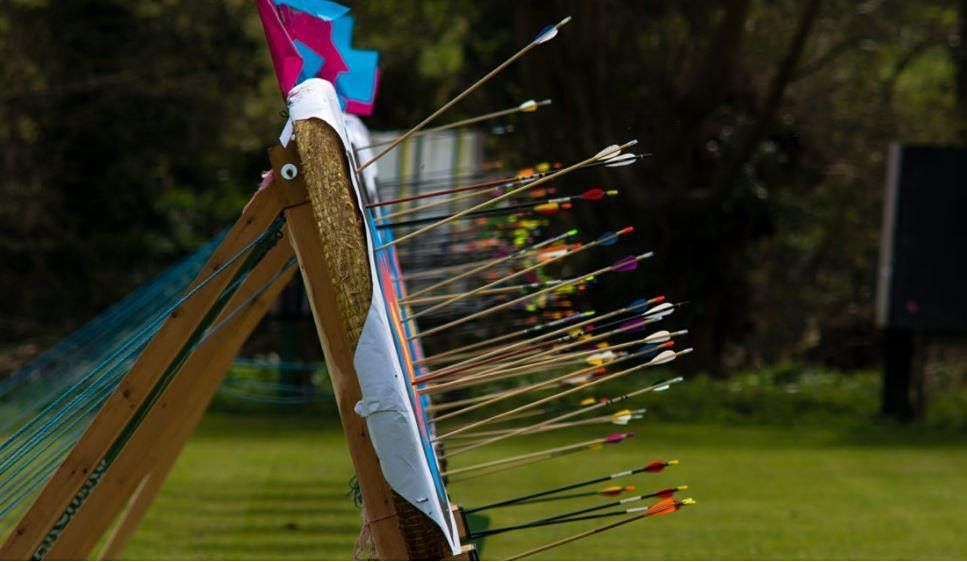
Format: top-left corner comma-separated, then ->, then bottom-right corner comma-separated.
876,144 -> 967,332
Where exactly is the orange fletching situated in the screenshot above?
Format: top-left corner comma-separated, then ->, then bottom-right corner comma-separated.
645,498 -> 680,517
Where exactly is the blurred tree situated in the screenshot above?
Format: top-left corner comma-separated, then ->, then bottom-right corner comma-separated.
351,0 -> 959,375
0,0 -> 281,347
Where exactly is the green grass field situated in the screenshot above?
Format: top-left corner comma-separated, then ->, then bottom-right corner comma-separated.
121,413 -> 967,560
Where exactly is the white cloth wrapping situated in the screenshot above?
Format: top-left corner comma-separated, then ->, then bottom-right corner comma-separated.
284,78 -> 460,554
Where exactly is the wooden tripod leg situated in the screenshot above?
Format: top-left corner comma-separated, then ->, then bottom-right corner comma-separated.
97,472 -> 153,560
42,235 -> 297,559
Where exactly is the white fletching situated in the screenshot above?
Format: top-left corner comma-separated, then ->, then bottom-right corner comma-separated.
647,349 -> 677,366
594,144 -> 621,160
587,351 -> 617,363
534,26 -> 559,44
519,99 -> 538,112
652,384 -> 671,393
604,153 -> 637,167
643,330 -> 671,344
643,302 -> 674,318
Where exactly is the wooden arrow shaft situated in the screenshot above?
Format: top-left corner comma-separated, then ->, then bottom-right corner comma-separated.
377,142 -> 631,251
408,231 -> 621,321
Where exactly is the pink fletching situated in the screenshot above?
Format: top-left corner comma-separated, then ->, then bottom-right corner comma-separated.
604,432 -> 630,444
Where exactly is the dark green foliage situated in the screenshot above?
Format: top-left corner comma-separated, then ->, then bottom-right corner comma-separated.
1,0 -> 964,382
0,0 -> 281,344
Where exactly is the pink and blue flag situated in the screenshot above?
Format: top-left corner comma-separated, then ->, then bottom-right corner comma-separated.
257,0 -> 379,115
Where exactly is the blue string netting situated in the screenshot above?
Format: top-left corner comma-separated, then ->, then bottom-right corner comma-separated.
0,222 -> 286,532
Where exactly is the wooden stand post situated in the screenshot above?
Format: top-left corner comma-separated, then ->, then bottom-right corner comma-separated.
272,117 -> 451,560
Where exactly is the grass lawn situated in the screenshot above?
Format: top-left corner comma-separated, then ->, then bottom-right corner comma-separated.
120,412 -> 967,560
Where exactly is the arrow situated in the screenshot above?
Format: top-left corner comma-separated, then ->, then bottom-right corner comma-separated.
442,375 -> 685,457
403,227 -> 633,321
530,485 -> 687,525
443,432 -> 634,479
414,295 -> 665,382
464,460 -> 678,513
358,99 -> 551,150
367,154 -> 647,218
417,309 -> 593,366
467,485 -> 688,539
376,188 -> 619,229
368,164 -> 557,210
511,484 -> 638,505
442,408 -> 646,439
358,17 -> 572,172
407,250 -> 652,338
422,327 -> 585,369
420,303 -> 680,390
402,279 -> 582,307
404,229 -> 577,299
422,333 -> 676,399
374,154 -> 645,222
506,498 -> 694,560
375,140 -> 637,250
438,409 -> 647,452
433,349 -> 690,441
